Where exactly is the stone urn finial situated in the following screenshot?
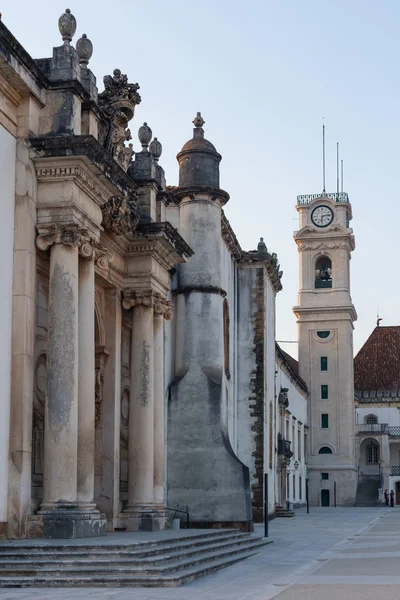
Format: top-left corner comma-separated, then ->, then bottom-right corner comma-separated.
76,33 -> 93,67
149,137 -> 162,162
138,122 -> 152,151
193,112 -> 205,128
58,8 -> 77,45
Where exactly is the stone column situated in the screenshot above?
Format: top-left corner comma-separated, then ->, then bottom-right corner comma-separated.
97,287 -> 121,530
120,290 -> 165,531
27,226 -> 105,538
77,242 -> 96,507
153,297 -> 173,506
43,240 -> 79,508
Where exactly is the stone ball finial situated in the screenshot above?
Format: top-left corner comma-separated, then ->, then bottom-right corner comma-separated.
149,137 -> 162,162
58,9 -> 77,45
193,112 -> 205,129
138,122 -> 152,150
76,34 -> 93,67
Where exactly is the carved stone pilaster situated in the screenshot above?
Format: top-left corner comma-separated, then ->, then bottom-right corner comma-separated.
79,240 -> 113,270
101,195 -> 139,236
154,295 -> 173,321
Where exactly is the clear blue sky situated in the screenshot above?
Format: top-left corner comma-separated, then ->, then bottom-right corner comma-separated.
4,0 -> 400,356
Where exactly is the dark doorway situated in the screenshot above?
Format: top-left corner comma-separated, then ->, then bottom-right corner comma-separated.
396,482 -> 400,506
321,489 -> 330,507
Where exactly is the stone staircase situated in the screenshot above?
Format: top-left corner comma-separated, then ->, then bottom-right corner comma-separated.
275,506 -> 295,517
355,476 -> 381,507
0,529 -> 271,588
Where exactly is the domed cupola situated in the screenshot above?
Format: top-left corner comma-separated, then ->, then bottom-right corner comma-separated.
177,113 -> 222,188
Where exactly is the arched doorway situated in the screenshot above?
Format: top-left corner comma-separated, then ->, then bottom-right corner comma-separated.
359,437 -> 381,477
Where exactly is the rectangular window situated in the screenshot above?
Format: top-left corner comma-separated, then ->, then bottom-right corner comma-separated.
321,385 -> 328,400
322,472 -> 329,480
298,429 -> 301,459
304,432 -> 308,463
299,476 -> 302,499
321,356 -> 328,371
321,414 -> 329,428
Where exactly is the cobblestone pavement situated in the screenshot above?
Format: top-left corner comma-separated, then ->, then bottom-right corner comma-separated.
0,506 -> 394,600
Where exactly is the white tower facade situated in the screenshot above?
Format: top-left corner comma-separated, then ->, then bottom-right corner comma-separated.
293,192 -> 357,506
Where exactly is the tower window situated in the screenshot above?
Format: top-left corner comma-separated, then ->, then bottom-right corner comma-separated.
317,331 -> 330,339
321,357 -> 328,371
321,385 -> 328,400
315,256 -> 332,289
321,414 -> 329,428
319,446 -> 333,454
322,473 -> 329,480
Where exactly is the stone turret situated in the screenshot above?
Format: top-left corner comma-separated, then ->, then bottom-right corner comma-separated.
168,115 -> 251,531
177,112 -> 222,188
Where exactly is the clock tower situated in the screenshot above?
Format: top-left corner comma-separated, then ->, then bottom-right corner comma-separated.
293,192 -> 357,506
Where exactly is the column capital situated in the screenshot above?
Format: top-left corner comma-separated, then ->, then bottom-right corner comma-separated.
122,290 -> 173,320
36,224 -> 113,269
36,223 -> 85,251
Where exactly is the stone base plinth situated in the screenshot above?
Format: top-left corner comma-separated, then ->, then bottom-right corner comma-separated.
27,507 -> 107,539
119,508 -> 167,532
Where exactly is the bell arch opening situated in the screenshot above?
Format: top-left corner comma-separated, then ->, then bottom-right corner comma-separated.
315,255 -> 332,289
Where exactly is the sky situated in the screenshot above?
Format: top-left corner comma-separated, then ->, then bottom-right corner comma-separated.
3,0 -> 400,357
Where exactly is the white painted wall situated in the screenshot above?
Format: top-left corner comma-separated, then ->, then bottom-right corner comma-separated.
275,360 -> 308,507
0,126 -> 16,524
356,406 -> 400,426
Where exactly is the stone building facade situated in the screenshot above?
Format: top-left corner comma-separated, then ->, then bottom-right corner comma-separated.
354,325 -> 400,506
0,10 -> 291,538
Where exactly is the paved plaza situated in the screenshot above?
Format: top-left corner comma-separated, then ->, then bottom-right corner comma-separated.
1,507 -> 399,599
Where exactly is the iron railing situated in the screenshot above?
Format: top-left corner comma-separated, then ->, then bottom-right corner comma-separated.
297,192 -> 349,205
164,507 -> 189,528
389,426 -> 400,437
355,423 -> 388,434
391,466 -> 400,476
278,436 -> 293,458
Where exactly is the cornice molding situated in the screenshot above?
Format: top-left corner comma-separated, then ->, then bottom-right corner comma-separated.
35,163 -> 109,207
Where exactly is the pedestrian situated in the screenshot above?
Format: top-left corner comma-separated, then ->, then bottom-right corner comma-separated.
390,490 -> 394,507
384,489 -> 389,506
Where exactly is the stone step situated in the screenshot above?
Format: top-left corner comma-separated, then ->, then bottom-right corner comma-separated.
0,530 -> 247,558
275,509 -> 295,517
0,528 -> 242,554
0,531 -> 249,559
0,548 -> 262,587
0,539 -> 268,577
0,534 -> 260,566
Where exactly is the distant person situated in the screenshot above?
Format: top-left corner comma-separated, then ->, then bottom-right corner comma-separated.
384,489 -> 389,506
390,490 -> 395,507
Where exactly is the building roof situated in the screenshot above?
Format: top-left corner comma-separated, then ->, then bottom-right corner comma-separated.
354,326 -> 400,392
276,343 -> 308,394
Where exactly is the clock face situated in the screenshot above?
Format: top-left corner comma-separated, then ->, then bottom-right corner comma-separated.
311,205 -> 334,228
